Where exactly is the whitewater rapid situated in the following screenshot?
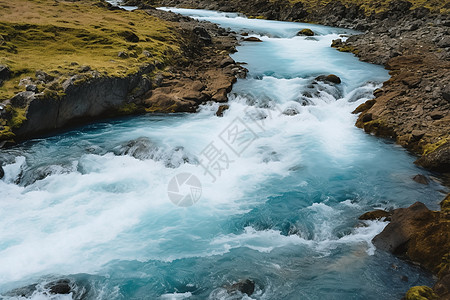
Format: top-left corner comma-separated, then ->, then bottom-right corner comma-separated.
0,8 -> 446,300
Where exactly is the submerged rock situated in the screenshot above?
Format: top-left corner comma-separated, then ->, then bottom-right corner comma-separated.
315,74 -> 341,84
226,279 -> 255,296
116,137 -> 158,160
412,174 -> 429,185
46,279 -> 71,294
4,284 -> 38,298
116,137 -> 197,168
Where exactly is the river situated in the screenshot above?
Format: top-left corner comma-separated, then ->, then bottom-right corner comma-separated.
0,8 -> 446,300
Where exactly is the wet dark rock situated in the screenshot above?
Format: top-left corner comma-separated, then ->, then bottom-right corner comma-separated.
297,28 -> 314,36
331,38 -> 344,48
315,74 -> 341,84
416,142 -> 450,173
116,137 -> 158,160
216,104 -> 229,117
243,37 -> 263,42
359,210 -> 391,221
46,279 -> 71,294
4,284 -> 37,298
412,174 -> 429,185
372,202 -> 436,255
226,279 -> 255,296
0,165 -> 4,179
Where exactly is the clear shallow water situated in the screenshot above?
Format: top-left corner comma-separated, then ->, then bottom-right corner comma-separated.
0,8 -> 447,300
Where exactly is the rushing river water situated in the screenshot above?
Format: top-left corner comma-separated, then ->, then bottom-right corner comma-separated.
0,8 -> 447,300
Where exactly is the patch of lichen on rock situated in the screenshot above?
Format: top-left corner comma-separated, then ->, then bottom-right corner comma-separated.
405,286 -> 439,300
0,0 -> 181,100
421,138 -> 448,156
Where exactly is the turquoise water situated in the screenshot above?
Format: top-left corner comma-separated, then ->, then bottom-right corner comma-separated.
0,8 -> 446,300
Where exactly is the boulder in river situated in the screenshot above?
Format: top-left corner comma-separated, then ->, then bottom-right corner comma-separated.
372,202 -> 436,254
0,165 -> 4,179
297,28 -> 314,36
226,279 -> 255,296
412,174 -> 429,185
46,279 -> 71,294
216,104 -> 229,117
416,141 -> 450,173
315,74 -> 341,84
243,37 -> 263,42
359,210 -> 391,221
372,200 -> 450,276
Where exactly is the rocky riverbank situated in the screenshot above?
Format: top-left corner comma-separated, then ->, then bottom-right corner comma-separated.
0,0 -> 245,145
147,0 -> 450,177
360,195 -> 450,299
126,0 -> 450,298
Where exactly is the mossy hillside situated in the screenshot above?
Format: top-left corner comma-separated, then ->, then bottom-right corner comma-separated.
283,0 -> 449,15
0,0 -> 181,100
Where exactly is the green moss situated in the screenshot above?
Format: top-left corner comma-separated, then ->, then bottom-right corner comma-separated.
405,286 -> 438,300
248,15 -> 266,19
338,45 -> 359,55
436,253 -> 450,278
0,0 -> 181,100
441,194 -> 450,212
117,103 -> 140,115
298,28 -> 314,36
0,126 -> 15,140
5,106 -> 26,129
422,138 -> 448,155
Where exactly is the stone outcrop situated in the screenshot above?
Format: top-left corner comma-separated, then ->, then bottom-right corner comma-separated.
0,7 -> 246,143
341,13 -> 450,174
363,195 -> 450,299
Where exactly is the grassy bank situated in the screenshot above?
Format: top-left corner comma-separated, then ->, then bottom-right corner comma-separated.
0,0 -> 180,100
